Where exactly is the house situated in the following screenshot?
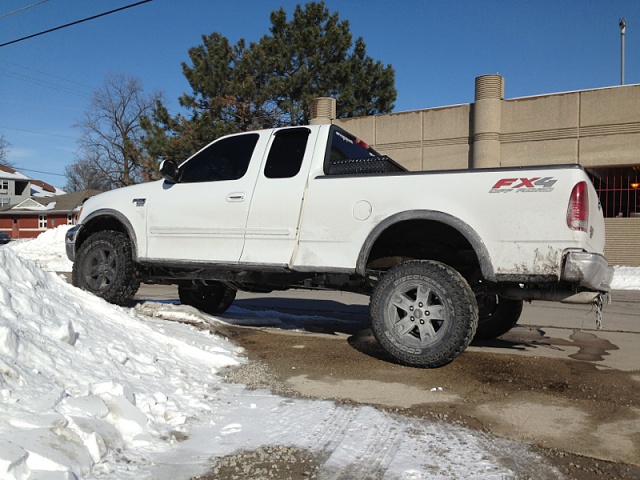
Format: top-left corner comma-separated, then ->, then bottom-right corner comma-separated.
0,164 -> 65,208
0,164 -> 31,207
0,190 -> 100,239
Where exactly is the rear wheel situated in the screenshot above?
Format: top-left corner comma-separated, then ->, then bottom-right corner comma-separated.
370,260 -> 478,368
178,283 -> 237,315
72,230 -> 140,305
474,295 -> 523,340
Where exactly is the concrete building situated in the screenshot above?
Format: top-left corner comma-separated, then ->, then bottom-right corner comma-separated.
313,75 -> 640,266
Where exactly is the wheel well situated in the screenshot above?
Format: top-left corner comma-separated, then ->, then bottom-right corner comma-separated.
364,219 -> 482,279
77,216 -> 130,251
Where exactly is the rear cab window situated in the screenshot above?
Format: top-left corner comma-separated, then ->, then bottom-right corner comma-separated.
324,127 -> 406,175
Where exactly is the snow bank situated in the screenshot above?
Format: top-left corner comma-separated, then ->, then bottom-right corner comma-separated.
6,226 -> 74,272
611,265 -> 640,290
0,248 -> 241,479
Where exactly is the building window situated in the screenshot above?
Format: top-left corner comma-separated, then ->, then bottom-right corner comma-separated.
38,215 -> 47,229
67,214 -> 75,225
0,198 -> 9,207
588,167 -> 640,218
0,180 -> 8,192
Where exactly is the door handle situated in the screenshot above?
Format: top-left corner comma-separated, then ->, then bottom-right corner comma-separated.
227,192 -> 246,202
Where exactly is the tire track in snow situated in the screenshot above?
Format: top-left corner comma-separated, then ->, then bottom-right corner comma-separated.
306,404 -> 359,452
335,409 -> 404,479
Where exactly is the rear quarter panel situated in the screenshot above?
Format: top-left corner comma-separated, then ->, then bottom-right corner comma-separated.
293,166 -> 601,278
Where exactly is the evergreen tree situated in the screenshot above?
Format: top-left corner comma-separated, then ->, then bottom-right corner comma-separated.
143,2 -> 396,163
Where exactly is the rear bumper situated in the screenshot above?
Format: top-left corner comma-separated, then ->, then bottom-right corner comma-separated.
561,252 -> 614,292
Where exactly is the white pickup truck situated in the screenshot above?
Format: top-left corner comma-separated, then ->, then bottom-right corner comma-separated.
66,124 -> 613,368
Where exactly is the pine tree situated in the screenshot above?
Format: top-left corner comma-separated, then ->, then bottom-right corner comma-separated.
142,2 -> 396,163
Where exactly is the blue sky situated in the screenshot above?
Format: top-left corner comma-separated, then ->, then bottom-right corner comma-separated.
1,0 -> 638,189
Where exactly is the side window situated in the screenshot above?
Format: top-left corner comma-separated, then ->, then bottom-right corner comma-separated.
180,133 -> 259,183
264,129 -> 310,179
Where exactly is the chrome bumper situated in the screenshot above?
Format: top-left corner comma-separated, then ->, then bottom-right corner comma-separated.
561,252 -> 614,292
65,225 -> 81,262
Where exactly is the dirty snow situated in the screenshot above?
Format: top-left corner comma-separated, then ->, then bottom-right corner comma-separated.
1,227 -> 638,479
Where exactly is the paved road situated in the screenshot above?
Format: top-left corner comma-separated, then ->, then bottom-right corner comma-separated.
135,284 -> 639,370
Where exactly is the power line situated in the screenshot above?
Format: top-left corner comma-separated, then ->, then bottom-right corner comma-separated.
0,125 -> 77,140
0,0 -> 154,48
17,167 -> 66,178
0,0 -> 49,20
0,70 -> 92,98
0,59 -> 95,91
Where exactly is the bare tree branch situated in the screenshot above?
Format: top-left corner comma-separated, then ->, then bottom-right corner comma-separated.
67,72 -> 164,191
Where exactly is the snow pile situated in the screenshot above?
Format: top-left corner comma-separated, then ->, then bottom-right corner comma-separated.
0,248 -> 241,478
611,265 -> 640,290
6,225 -> 74,272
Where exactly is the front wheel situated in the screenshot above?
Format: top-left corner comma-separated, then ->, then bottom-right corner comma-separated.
72,230 -> 140,305
370,260 -> 478,368
178,283 -> 237,315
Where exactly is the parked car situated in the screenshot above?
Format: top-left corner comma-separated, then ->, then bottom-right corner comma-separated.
0,232 -> 11,244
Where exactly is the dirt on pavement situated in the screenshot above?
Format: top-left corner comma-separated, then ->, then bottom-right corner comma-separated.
218,325 -> 640,480
132,285 -> 639,479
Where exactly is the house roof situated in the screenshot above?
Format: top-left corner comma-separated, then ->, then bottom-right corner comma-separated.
0,164 -> 30,181
0,190 -> 101,215
0,164 -> 66,196
30,180 -> 65,197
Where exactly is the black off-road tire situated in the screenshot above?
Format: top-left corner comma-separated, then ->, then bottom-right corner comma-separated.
178,283 -> 237,315
370,260 -> 479,368
474,295 -> 524,340
72,230 -> 140,306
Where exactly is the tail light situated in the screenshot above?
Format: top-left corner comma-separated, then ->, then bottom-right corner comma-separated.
567,181 -> 589,232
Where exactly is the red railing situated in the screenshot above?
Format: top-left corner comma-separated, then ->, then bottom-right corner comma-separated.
588,167 -> 640,218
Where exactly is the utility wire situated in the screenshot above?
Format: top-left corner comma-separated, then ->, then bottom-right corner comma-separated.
18,167 -> 66,178
0,70 -> 92,98
0,0 -> 49,20
0,0 -> 154,48
0,59 -> 95,90
0,125 -> 77,140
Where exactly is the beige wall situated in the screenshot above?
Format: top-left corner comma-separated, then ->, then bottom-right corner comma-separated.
335,82 -> 640,172
332,78 -> 640,266
336,105 -> 472,171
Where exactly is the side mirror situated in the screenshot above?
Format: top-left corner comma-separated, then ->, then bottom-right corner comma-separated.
160,159 -> 179,183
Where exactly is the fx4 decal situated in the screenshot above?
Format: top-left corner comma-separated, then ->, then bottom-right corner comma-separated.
489,177 -> 557,193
